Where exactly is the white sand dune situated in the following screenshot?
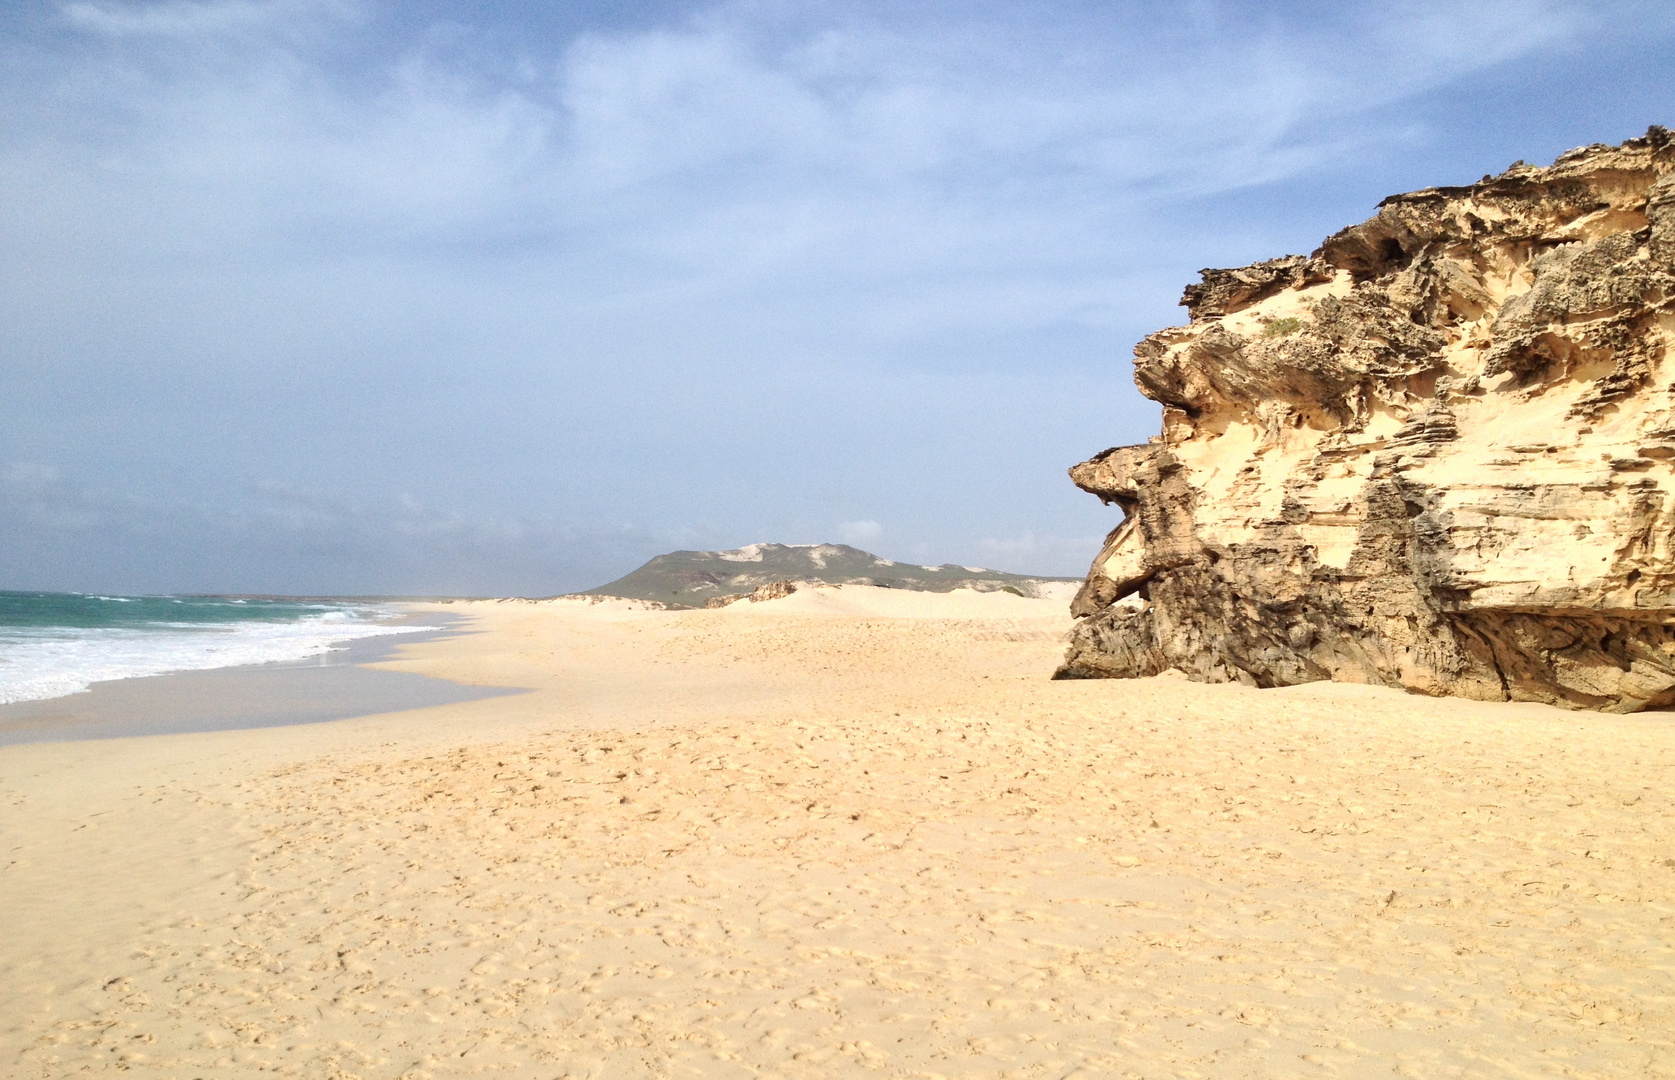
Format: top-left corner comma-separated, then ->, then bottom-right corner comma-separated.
716,583 -> 1067,617
2,586 -> 1673,1077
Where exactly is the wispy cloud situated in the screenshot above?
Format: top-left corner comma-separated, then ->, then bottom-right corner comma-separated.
836,519 -> 882,544
63,0 -> 300,37
2,0 -> 1659,591
0,466 -> 689,594
25,0 -> 1586,264
975,531 -> 1107,577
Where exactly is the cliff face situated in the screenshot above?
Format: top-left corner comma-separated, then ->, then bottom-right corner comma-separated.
1061,128 -> 1675,712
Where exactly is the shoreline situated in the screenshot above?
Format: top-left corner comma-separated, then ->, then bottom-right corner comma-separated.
0,608 -> 523,746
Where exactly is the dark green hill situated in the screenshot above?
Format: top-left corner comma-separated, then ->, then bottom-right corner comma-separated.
582,543 -> 1078,608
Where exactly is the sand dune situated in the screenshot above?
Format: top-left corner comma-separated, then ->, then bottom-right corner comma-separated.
2,586 -> 1673,1077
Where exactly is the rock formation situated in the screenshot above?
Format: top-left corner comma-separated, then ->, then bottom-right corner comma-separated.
1060,127 -> 1675,712
704,580 -> 800,608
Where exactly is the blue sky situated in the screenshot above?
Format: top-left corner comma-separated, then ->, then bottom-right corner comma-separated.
3,0 -> 1673,595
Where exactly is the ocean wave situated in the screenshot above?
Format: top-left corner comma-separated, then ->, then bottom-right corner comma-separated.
0,612 -> 424,706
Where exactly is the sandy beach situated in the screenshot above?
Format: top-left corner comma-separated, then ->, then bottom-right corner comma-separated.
3,586 -> 1673,1078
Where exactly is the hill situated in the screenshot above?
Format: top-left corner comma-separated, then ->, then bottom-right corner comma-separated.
582,543 -> 1078,608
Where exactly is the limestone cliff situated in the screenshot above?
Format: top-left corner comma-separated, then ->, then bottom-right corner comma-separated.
1060,127 -> 1675,712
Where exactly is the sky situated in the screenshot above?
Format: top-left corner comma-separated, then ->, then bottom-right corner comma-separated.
3,0 -> 1674,596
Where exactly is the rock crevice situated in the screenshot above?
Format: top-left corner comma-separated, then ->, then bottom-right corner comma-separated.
1060,128 -> 1675,712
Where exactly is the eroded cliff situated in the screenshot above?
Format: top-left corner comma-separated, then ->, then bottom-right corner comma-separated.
1060,127 -> 1675,712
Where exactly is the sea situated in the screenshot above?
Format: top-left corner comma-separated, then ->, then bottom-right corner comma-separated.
0,591 -> 424,706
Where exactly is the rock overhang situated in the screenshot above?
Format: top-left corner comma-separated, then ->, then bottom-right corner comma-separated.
1061,127 -> 1675,712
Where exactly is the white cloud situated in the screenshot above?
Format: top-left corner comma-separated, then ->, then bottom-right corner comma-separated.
2,461 -> 61,491
0,461 -> 98,530
60,0 -> 342,38
20,0 -> 1586,283
0,470 -> 688,594
837,519 -> 882,544
0,0 -> 1648,593
976,531 -> 1106,577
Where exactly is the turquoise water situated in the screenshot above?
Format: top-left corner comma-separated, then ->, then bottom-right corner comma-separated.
0,591 -> 342,629
0,592 -> 418,705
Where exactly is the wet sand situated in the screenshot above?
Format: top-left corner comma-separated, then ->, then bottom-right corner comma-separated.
0,617 -> 522,746
2,588 -> 1673,1078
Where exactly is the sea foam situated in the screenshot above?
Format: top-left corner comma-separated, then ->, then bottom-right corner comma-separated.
0,609 -> 422,706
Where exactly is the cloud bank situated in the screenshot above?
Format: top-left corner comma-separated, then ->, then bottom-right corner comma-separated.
2,0 -> 1671,592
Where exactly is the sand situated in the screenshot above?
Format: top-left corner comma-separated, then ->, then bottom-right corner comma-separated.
2,585 -> 1673,1078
